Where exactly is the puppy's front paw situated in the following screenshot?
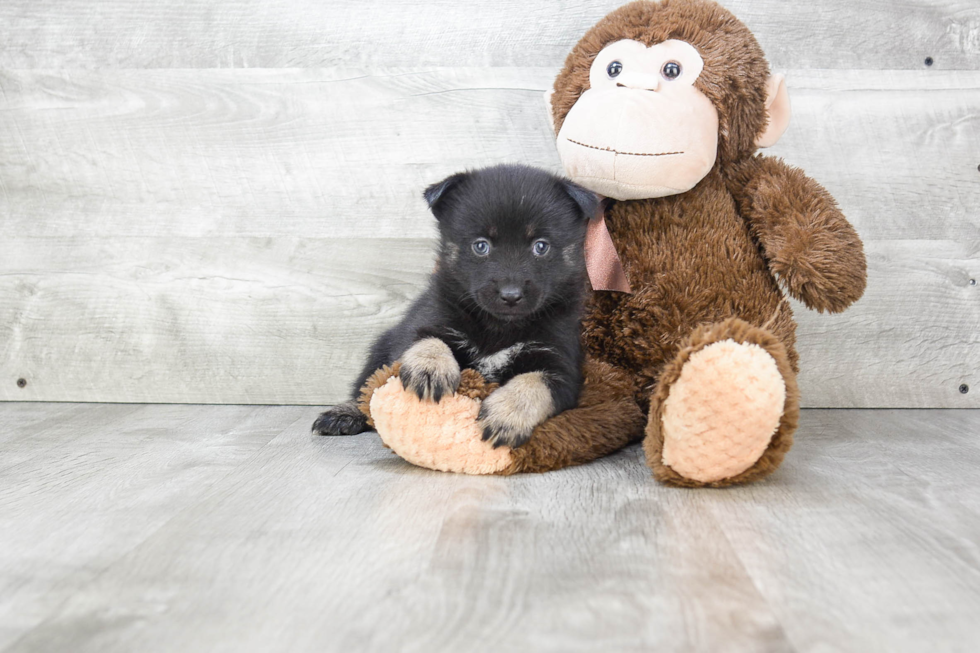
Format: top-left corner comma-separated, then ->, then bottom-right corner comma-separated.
477,372 -> 555,448
312,400 -> 369,435
399,338 -> 461,402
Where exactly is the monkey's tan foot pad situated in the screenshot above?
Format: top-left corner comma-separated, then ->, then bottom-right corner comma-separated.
369,375 -> 514,475
658,339 -> 786,484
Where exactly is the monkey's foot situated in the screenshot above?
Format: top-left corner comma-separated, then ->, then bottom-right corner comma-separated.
644,318 -> 799,487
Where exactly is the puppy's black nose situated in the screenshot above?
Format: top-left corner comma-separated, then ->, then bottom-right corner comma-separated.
499,286 -> 524,306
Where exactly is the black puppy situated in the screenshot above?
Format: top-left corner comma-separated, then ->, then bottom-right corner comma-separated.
312,164 -> 596,448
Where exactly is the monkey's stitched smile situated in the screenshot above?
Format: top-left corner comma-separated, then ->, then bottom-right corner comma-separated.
566,138 -> 683,157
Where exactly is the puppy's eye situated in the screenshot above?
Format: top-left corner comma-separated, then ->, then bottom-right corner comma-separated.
662,61 -> 682,80
532,240 -> 550,257
472,239 -> 491,256
606,61 -> 623,78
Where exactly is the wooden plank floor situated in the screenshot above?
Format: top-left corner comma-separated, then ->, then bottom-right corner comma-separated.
1,404 -> 978,652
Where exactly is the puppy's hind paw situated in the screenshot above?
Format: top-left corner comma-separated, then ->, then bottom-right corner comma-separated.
477,372 -> 555,449
398,338 -> 461,403
312,401 -> 369,436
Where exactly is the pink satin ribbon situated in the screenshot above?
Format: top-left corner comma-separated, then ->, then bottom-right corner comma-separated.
585,201 -> 631,293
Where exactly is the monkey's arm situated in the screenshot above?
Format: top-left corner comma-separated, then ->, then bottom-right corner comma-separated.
728,155 -> 867,313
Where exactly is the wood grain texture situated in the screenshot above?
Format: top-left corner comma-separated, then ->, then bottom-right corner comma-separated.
1,403 -> 978,652
0,403 -> 303,651
0,0 -> 978,70
0,237 -> 434,405
765,70 -> 980,243
705,409 -> 980,651
0,237 -> 976,407
793,239 -> 978,408
0,403 -> 144,471
1,69 -> 977,241
0,401 -> 80,444
1,6 -> 977,407
0,67 -> 553,242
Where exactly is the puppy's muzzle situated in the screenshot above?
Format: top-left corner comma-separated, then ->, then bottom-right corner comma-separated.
498,285 -> 524,307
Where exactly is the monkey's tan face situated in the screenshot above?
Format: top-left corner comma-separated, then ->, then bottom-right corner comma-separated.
556,39 -> 719,201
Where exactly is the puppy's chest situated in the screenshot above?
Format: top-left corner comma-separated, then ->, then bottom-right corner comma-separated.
446,331 -> 546,383
474,343 -> 528,382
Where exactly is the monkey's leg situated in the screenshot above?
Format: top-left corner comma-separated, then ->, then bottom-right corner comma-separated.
501,358 -> 646,474
644,318 -> 800,487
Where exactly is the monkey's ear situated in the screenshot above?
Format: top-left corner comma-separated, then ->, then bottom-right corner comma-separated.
424,172 -> 469,220
544,88 -> 556,135
755,74 -> 791,148
562,180 -> 599,220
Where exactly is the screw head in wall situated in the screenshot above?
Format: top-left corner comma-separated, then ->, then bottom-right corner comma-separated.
961,384 -> 970,394
16,378 -> 27,388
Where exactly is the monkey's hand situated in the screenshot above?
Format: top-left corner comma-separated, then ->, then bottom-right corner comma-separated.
478,372 -> 555,449
729,156 -> 867,313
398,337 -> 461,402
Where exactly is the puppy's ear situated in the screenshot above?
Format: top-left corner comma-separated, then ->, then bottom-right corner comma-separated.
561,180 -> 599,220
424,172 -> 470,221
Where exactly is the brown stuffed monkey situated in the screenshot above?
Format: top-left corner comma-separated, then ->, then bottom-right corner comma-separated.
362,0 -> 867,486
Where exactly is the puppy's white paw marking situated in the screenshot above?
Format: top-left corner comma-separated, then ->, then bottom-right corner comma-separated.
399,338 -> 461,402
478,371 -> 555,448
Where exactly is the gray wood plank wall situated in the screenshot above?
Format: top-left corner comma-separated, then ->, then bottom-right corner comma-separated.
0,1 -> 977,407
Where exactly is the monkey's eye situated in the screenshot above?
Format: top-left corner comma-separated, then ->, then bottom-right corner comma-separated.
662,61 -> 682,80
472,238 -> 491,256
532,240 -> 551,257
606,61 -> 623,78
